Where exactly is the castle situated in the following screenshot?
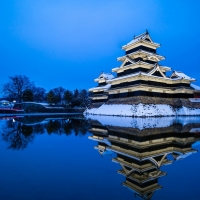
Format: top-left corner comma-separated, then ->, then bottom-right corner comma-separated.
87,31 -> 200,116
86,31 -> 200,116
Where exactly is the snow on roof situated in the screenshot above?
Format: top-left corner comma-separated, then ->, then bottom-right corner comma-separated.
122,31 -> 160,48
107,72 -> 141,82
126,33 -> 148,46
171,71 -> 195,81
161,66 -> 172,71
107,71 -> 173,83
117,50 -> 164,61
89,84 -> 111,92
107,68 -> 197,83
148,64 -> 166,78
99,73 -> 114,80
95,73 -> 114,82
191,83 -> 200,90
176,152 -> 195,161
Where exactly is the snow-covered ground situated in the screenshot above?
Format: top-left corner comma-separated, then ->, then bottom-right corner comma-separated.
85,103 -> 200,117
86,114 -> 200,130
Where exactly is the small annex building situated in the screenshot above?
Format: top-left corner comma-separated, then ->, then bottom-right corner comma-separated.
89,31 -> 200,105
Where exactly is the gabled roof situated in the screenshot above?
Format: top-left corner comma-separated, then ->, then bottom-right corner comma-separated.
99,72 -> 114,80
122,31 -> 160,49
112,60 -> 155,73
89,84 -> 111,92
170,71 -> 195,81
148,64 -> 167,78
119,57 -> 135,68
107,71 -> 169,83
127,31 -> 153,45
160,66 -> 172,72
94,72 -> 114,82
117,50 -> 165,62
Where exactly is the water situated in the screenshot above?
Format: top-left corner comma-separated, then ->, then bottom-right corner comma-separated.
0,115 -> 200,200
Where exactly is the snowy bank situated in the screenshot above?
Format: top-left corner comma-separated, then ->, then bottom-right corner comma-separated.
84,103 -> 200,117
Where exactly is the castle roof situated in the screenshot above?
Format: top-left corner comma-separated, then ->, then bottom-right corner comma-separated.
107,67 -> 196,83
170,71 -> 195,81
122,31 -> 160,50
117,50 -> 165,62
94,72 -> 114,82
127,31 -> 152,45
89,84 -> 111,92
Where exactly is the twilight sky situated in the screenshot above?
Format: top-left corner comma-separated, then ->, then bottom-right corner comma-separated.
1,0 -> 200,92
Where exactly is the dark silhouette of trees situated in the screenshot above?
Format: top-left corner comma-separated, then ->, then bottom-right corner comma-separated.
64,90 -> 73,106
79,89 -> 90,107
71,89 -> 81,107
1,120 -> 34,150
22,89 -> 34,102
1,75 -> 91,107
1,75 -> 35,102
52,87 -> 66,104
46,120 -> 62,134
47,90 -> 56,105
32,87 -> 46,102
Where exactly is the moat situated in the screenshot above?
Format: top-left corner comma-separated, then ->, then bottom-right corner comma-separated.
0,115 -> 200,200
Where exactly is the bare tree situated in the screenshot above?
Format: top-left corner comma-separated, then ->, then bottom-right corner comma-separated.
32,87 -> 46,102
1,120 -> 34,150
52,87 -> 66,105
79,89 -> 89,107
1,75 -> 35,102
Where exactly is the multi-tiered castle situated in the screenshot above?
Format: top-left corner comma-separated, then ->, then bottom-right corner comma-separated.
86,31 -> 200,116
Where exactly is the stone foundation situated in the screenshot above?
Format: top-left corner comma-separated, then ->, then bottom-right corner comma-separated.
93,96 -> 200,109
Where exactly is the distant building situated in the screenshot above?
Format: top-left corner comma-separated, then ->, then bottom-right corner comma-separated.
89,31 -> 200,104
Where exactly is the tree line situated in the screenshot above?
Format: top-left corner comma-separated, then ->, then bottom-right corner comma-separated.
1,75 -> 91,107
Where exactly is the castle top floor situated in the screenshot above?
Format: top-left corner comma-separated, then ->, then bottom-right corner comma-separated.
122,31 -> 160,55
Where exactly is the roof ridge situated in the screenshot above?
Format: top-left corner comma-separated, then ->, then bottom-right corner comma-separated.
134,31 -> 148,39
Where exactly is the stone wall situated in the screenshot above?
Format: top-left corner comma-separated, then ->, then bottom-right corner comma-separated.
105,96 -> 200,108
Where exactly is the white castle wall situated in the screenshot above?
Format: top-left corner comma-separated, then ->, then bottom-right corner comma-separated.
84,103 -> 200,117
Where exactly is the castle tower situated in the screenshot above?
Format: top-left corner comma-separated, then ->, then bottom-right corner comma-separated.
88,31 -> 200,107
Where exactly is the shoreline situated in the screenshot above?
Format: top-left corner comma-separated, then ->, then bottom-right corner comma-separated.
0,113 -> 83,117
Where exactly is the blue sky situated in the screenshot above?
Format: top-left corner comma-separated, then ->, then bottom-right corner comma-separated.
1,0 -> 200,92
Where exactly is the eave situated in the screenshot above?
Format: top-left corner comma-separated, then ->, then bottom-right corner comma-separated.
92,96 -> 108,100
108,84 -> 195,95
107,73 -> 195,84
112,62 -> 171,73
122,40 -> 160,51
117,50 -> 165,62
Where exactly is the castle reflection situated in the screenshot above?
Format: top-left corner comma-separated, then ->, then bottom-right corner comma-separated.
88,116 -> 200,200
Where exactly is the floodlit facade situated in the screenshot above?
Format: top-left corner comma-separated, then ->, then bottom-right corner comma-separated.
89,31 -> 200,104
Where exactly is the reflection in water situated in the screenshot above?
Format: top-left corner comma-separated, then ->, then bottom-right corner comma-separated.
1,115 -> 200,199
88,116 -> 200,200
0,115 -> 90,150
1,120 -> 35,150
